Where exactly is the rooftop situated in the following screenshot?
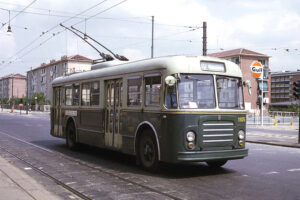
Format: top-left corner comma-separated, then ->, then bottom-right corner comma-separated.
271,70 -> 300,76
29,54 -> 93,72
208,48 -> 269,58
0,73 -> 26,80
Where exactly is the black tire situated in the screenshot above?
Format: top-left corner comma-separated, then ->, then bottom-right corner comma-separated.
206,160 -> 227,168
66,121 -> 78,150
138,130 -> 159,171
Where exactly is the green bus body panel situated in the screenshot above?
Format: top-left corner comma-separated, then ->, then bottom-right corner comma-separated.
159,113 -> 247,163
51,108 -> 248,163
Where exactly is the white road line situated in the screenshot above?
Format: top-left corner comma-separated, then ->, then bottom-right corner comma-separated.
0,130 -> 53,153
264,171 -> 279,175
287,168 -> 300,172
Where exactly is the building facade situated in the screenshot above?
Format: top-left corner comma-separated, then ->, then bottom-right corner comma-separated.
27,55 -> 93,103
0,74 -> 27,100
209,48 -> 271,113
271,70 -> 300,105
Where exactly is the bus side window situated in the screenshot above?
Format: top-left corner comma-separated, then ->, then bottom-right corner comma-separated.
145,75 -> 161,107
165,85 -> 177,109
127,76 -> 142,106
65,87 -> 72,106
73,84 -> 80,106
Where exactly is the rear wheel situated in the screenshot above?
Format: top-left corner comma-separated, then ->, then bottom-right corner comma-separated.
138,130 -> 159,171
206,160 -> 227,168
66,122 -> 78,150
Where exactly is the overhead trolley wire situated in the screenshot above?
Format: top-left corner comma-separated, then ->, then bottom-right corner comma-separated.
0,0 -> 109,67
1,0 -> 129,69
0,0 -> 38,30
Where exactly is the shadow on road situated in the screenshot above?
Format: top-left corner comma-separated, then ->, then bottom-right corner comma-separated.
32,139 -> 236,179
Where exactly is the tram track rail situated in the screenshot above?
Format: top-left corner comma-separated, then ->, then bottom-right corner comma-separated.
0,131 -> 184,200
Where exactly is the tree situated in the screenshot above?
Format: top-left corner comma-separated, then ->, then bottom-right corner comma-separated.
31,93 -> 46,105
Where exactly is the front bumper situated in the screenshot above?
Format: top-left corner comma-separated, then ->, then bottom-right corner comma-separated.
177,148 -> 248,162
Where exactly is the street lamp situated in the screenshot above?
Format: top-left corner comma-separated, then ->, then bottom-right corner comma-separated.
7,10 -> 12,33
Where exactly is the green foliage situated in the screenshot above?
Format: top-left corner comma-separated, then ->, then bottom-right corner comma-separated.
269,104 -> 299,112
31,93 -> 46,105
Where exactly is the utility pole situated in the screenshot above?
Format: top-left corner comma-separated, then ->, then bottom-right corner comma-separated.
26,71 -> 29,114
151,16 -> 154,58
202,21 -> 207,56
11,76 -> 14,113
261,76 -> 264,126
1,79 -> 3,112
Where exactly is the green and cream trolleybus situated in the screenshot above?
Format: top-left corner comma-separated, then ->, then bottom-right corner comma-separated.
51,56 -> 248,170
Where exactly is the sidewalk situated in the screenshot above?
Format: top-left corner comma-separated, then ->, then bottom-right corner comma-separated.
0,156 -> 61,200
247,125 -> 300,148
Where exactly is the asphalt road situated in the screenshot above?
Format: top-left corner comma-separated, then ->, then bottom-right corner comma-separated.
1,112 -> 300,200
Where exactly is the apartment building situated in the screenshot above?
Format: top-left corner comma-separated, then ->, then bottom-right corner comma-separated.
0,74 -> 26,100
27,55 -> 93,103
271,70 -> 300,105
209,48 -> 271,113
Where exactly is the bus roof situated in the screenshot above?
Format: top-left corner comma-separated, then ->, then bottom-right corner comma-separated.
52,55 -> 242,86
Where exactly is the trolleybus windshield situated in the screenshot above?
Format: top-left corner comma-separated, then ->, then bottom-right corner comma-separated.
216,76 -> 244,109
178,74 -> 215,109
177,74 -> 244,109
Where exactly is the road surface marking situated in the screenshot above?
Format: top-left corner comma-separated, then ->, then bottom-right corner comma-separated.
264,171 -> 279,175
287,168 -> 300,172
0,130 -> 53,153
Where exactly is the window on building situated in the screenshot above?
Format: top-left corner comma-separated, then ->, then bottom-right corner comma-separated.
127,76 -> 142,106
145,73 -> 161,106
258,81 -> 268,91
40,68 -> 46,74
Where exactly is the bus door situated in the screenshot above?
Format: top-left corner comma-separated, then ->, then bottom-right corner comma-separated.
53,87 -> 63,137
105,79 -> 123,149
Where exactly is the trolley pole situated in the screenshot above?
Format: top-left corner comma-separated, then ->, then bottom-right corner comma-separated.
151,16 -> 154,58
202,21 -> 207,56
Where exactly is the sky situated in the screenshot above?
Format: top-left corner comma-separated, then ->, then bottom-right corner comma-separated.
0,0 -> 299,77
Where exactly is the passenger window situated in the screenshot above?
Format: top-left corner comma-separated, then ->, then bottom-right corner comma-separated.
81,83 -> 91,106
81,81 -> 100,106
145,74 -> 161,106
91,81 -> 100,106
65,87 -> 72,106
127,76 -> 142,106
73,84 -> 80,106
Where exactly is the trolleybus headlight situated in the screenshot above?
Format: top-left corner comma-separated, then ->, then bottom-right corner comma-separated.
238,130 -> 245,140
186,131 -> 196,142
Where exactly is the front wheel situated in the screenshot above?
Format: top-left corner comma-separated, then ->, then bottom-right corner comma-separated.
66,122 -> 78,150
206,160 -> 227,168
138,130 -> 159,171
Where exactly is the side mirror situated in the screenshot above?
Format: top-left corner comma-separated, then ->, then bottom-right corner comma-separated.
165,76 -> 177,86
243,80 -> 252,95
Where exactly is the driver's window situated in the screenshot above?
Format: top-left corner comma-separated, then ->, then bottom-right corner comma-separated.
165,85 -> 178,109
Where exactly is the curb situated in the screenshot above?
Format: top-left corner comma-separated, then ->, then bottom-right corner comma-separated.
247,140 -> 300,149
